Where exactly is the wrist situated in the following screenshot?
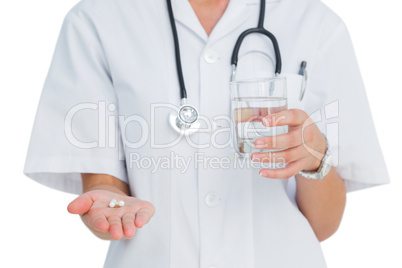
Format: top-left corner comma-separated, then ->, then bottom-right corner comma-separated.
304,158 -> 322,172
302,133 -> 327,172
298,133 -> 333,180
81,173 -> 130,195
85,186 -> 129,196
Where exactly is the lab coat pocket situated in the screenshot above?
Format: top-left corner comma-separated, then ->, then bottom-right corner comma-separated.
282,73 -> 306,112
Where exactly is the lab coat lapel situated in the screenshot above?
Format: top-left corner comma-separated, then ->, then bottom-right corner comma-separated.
170,0 -> 282,44
236,0 -> 282,4
206,0 -> 281,46
171,0 -> 209,42
207,0 -> 252,46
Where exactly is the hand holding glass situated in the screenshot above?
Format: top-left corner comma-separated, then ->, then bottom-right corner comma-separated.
230,77 -> 288,168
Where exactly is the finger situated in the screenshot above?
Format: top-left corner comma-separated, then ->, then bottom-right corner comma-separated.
67,194 -> 94,215
254,128 -> 303,150
122,213 -> 136,238
259,157 -> 310,179
87,212 -> 109,232
134,203 -> 155,228
234,106 -> 286,123
262,109 -> 310,127
108,215 -> 123,240
251,145 -> 307,163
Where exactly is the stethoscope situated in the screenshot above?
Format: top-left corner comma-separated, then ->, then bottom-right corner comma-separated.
166,0 -> 288,135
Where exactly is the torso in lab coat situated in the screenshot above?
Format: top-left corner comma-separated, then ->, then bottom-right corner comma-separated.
23,0 -> 391,267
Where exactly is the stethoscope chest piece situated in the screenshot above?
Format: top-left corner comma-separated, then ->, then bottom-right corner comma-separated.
169,102 -> 201,135
178,104 -> 198,126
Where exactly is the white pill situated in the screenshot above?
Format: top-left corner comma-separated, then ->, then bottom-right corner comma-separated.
118,200 -> 125,207
109,201 -> 116,208
111,199 -> 117,203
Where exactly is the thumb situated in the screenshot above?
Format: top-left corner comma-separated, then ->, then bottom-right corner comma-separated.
67,194 -> 94,215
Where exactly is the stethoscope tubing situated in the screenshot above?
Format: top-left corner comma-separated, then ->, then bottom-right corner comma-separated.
166,0 -> 283,133
230,27 -> 282,76
166,0 -> 187,100
166,0 -> 281,99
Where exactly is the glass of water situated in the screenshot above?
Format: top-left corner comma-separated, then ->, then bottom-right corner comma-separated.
230,77 -> 288,161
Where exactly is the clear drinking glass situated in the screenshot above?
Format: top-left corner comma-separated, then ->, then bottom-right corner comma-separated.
230,77 -> 288,163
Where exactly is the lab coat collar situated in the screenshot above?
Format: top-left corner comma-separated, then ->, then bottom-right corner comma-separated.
171,0 -> 281,43
171,0 -> 209,41
237,0 -> 282,3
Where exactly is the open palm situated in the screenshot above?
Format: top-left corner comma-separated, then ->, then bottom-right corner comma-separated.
67,190 -> 155,240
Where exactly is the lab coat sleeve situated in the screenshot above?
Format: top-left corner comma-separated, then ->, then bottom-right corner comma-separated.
23,5 -> 128,195
305,21 -> 390,192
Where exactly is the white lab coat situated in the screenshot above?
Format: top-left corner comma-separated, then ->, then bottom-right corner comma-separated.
24,0 -> 390,267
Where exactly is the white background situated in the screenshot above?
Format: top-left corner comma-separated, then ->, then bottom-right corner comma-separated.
0,0 -> 400,267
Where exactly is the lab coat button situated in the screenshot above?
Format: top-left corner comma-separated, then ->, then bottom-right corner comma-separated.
204,50 -> 218,63
205,192 -> 220,207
